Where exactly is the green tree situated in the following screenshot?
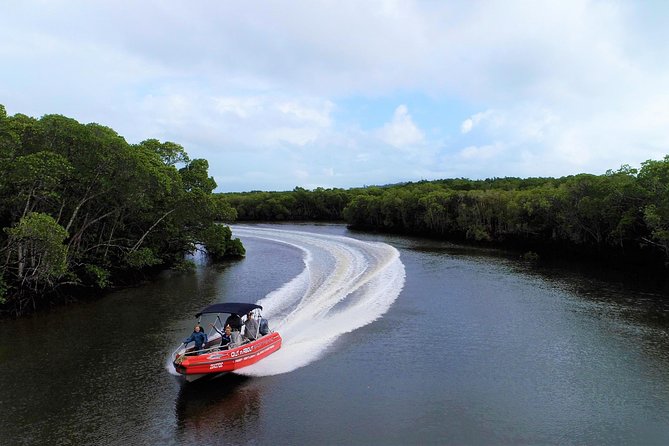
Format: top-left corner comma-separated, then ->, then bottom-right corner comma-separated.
0,105 -> 244,315
201,224 -> 245,260
4,213 -> 68,309
638,156 -> 669,256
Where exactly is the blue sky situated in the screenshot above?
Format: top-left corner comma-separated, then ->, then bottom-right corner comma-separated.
2,1 -> 669,192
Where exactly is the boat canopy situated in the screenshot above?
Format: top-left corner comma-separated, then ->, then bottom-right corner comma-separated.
195,302 -> 262,318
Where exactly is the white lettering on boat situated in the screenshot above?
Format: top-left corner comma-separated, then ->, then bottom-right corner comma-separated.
230,346 -> 253,358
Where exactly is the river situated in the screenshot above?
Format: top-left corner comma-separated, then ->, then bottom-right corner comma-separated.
1,223 -> 669,445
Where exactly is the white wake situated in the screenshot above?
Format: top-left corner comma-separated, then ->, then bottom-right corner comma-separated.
232,225 -> 406,376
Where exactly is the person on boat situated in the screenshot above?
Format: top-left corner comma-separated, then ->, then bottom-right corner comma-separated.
225,313 -> 242,332
244,311 -> 259,341
209,323 -> 232,349
258,315 -> 270,336
183,324 -> 208,354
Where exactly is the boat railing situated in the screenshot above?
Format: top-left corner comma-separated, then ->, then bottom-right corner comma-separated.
173,313 -> 275,363
172,344 -> 221,363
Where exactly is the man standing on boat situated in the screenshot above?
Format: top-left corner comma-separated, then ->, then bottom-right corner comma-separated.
183,324 -> 208,354
244,311 -> 259,341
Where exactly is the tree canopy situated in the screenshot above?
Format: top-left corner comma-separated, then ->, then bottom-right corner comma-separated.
220,163 -> 669,270
0,105 -> 243,316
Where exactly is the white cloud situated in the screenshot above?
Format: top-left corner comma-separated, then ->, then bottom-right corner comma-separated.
264,127 -> 321,147
293,168 -> 310,180
459,143 -> 505,161
215,97 -> 263,118
377,105 -> 425,149
2,0 -> 669,190
461,107 -> 558,143
460,119 -> 474,134
276,101 -> 333,127
135,93 -> 334,150
460,110 -> 498,134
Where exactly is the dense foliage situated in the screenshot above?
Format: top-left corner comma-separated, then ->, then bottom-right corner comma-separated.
222,163 -> 669,268
223,187 -> 350,221
0,105 -> 243,316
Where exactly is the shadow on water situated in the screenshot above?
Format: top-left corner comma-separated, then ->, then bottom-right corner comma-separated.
174,373 -> 264,442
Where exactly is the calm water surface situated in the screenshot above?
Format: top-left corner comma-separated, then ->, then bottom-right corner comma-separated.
1,223 -> 669,445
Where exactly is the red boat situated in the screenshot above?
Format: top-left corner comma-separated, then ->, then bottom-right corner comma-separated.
172,302 -> 282,382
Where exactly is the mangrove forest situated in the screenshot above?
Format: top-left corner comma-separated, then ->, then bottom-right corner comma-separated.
222,162 -> 669,270
0,105 -> 243,316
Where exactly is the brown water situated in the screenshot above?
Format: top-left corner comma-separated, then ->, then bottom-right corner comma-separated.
1,223 -> 669,445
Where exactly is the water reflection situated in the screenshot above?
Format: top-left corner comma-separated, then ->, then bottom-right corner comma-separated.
175,374 -> 262,443
405,237 -> 669,332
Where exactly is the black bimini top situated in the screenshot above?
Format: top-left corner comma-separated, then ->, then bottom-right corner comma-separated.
195,302 -> 262,318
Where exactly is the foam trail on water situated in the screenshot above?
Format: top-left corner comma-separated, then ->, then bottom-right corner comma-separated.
231,225 -> 406,376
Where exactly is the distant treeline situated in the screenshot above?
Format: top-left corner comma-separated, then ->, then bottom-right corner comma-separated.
0,105 -> 243,316
222,161 -> 669,268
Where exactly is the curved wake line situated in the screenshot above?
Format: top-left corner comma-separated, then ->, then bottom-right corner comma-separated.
232,225 -> 406,376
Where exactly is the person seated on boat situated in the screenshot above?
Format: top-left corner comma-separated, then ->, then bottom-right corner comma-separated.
183,324 -> 208,355
225,313 -> 242,333
244,311 -> 259,341
209,323 -> 232,349
229,329 -> 242,348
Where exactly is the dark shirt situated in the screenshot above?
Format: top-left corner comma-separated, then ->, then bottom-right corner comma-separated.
183,331 -> 207,350
225,314 -> 242,332
212,326 -> 232,348
259,318 -> 270,336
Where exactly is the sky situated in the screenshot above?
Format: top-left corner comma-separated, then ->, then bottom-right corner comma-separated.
2,0 -> 669,192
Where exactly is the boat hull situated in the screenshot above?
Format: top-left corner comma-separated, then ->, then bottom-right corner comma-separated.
173,332 -> 282,380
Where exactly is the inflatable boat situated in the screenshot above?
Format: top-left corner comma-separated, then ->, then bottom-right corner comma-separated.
172,302 -> 282,382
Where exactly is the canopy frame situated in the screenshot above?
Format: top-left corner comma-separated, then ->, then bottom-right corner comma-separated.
195,302 -> 262,318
